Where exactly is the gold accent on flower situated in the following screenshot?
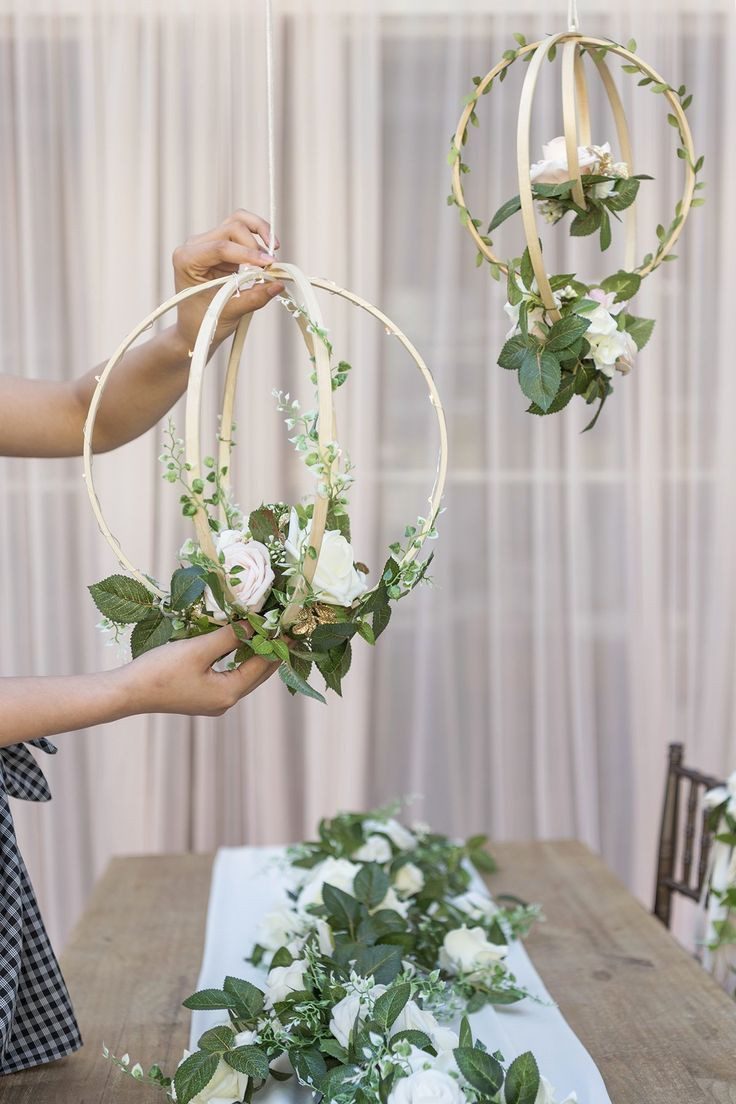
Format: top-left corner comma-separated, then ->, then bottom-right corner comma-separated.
290,601 -> 343,638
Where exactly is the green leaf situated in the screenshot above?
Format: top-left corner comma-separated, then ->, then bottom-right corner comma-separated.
469,847 -> 498,873
311,621 -> 358,652
372,983 -> 411,1030
545,315 -> 590,353
197,1026 -> 235,1053
173,1051 -> 220,1104
320,1064 -> 363,1102
498,335 -> 535,371
459,1016 -> 473,1049
249,506 -> 280,544
354,863 -> 390,910
170,565 -> 207,610
182,988 -> 240,1011
88,575 -> 157,624
453,1047 -> 504,1095
519,348 -> 561,413
291,1048 -> 327,1087
271,946 -> 294,968
130,613 -> 173,657
569,205 -> 602,237
520,247 -> 534,291
532,180 -> 575,198
223,976 -> 264,1019
623,315 -> 655,350
599,208 -> 611,251
225,1045 -> 270,1080
279,663 -> 326,704
505,1052 -> 541,1104
391,1030 -> 434,1050
488,194 -> 521,231
320,1039 -> 350,1063
354,944 -> 403,984
373,604 -> 392,640
204,571 -> 227,614
323,883 -> 362,930
606,177 -> 640,212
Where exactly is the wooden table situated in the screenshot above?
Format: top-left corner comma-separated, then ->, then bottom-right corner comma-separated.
1,841 -> 735,1103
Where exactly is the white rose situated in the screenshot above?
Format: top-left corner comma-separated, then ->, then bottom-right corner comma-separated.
204,530 -> 274,618
579,302 -> 618,337
586,288 -> 626,316
264,958 -> 309,1008
439,927 -> 508,977
586,330 -> 629,377
315,917 -> 335,955
391,1001 -> 459,1054
529,136 -> 605,185
174,1050 -> 250,1104
296,857 -> 360,910
329,984 -> 386,1048
363,818 -> 417,852
258,908 -> 301,952
449,890 -> 497,922
329,992 -> 363,1048
374,887 -> 410,917
394,862 -> 425,898
615,330 -> 637,375
353,834 -> 393,864
388,1068 -> 466,1104
285,510 -> 366,606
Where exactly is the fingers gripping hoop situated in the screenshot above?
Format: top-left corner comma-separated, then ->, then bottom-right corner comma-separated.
83,264 -> 448,627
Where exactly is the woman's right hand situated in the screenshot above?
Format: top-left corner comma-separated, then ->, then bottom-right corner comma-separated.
120,624 -> 280,717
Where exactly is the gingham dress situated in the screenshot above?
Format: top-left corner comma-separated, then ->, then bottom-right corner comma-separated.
0,740 -> 82,1073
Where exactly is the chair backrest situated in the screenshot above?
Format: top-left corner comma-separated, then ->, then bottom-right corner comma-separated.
654,742 -> 723,927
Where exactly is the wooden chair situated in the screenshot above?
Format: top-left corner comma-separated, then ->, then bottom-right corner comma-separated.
654,742 -> 723,927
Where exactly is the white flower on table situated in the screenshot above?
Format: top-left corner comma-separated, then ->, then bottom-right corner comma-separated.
353,834 -> 393,864
388,1068 -> 467,1104
296,857 -> 361,910
257,907 -> 302,953
391,1001 -> 459,1054
172,1030 -> 255,1104
374,886 -> 410,917
449,888 -> 498,922
363,817 -> 418,852
284,510 -> 367,606
439,926 -> 508,978
264,958 -> 310,1008
203,529 -> 274,618
329,984 -> 387,1048
393,862 -> 425,897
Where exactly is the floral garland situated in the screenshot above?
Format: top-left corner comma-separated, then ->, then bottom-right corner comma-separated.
106,808 -> 578,1104
448,35 -> 705,429
88,301 -> 438,703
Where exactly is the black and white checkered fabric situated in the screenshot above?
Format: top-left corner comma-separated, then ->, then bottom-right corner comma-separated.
0,740 -> 82,1074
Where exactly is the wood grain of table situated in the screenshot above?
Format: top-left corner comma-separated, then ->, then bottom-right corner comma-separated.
0,841 -> 735,1103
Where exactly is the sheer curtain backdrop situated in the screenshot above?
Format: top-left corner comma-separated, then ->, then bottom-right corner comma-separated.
0,0 -> 734,949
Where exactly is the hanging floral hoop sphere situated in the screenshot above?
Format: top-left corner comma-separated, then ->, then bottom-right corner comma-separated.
84,263 -> 447,702
449,31 -> 704,427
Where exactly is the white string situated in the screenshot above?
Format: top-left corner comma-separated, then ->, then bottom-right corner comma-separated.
568,0 -> 579,31
265,0 -> 277,254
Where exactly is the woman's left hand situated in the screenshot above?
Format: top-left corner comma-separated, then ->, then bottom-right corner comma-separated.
172,209 -> 284,352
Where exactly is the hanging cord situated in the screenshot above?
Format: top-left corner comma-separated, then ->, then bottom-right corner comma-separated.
265,0 -> 277,254
568,0 -> 580,31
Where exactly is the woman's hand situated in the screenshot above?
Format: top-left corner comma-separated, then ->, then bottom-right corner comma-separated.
172,209 -> 285,353
121,624 -> 281,717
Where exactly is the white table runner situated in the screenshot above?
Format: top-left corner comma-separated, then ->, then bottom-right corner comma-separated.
190,847 -> 612,1104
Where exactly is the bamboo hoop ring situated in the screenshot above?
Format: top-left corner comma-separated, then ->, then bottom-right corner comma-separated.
83,264 -> 448,627
451,34 -> 695,296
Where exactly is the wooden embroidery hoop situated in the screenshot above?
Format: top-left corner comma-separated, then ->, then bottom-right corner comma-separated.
82,263 -> 448,629
451,32 -> 697,319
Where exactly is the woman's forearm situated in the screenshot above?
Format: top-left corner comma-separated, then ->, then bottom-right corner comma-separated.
76,325 -> 192,453
0,670 -> 130,745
